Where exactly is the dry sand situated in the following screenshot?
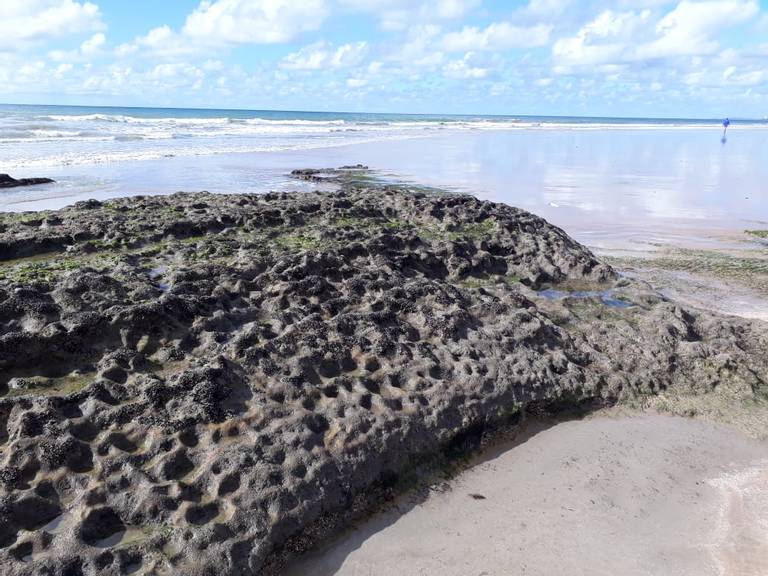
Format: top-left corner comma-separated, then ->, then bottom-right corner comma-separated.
286,413 -> 768,576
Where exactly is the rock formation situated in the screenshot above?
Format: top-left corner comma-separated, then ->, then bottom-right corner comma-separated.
0,171 -> 765,575
0,175 -> 54,189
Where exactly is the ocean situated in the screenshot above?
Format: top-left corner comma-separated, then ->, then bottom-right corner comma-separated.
1,103 -> 767,253
1,103 -> 765,170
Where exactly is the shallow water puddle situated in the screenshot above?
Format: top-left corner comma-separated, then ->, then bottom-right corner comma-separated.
93,526 -> 150,549
148,265 -> 170,291
40,511 -> 69,534
537,288 -> 634,308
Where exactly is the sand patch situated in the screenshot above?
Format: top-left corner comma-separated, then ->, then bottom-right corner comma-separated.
287,414 -> 768,576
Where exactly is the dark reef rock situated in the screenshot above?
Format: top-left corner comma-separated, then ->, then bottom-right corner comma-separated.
0,175 -> 55,189
0,173 -> 765,575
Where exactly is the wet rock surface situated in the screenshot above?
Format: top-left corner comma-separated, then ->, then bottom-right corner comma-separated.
0,175 -> 55,189
0,172 -> 766,575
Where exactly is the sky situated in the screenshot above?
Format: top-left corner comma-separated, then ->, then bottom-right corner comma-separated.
0,0 -> 767,117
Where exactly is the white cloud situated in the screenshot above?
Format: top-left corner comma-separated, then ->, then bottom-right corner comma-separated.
342,0 -> 480,30
80,32 -> 106,56
442,22 -> 553,51
553,1 -> 759,66
523,0 -> 574,16
281,41 -> 369,70
182,0 -> 328,44
117,0 -> 330,60
49,32 -> 106,62
0,0 -> 104,52
117,25 -> 199,59
443,52 -> 490,79
553,10 -> 650,66
639,0 -> 759,58
387,24 -> 445,68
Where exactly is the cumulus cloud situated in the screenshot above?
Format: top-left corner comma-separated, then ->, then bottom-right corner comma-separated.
281,41 -> 369,70
80,32 -> 106,55
117,0 -> 330,59
49,32 -> 105,62
553,0 -> 759,66
443,52 -> 489,79
116,25 -> 199,59
0,0 -> 104,52
386,24 -> 445,69
639,0 -> 759,58
442,22 -> 553,51
182,0 -> 328,44
552,10 -> 650,66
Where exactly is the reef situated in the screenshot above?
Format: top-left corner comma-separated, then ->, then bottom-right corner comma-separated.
0,175 -> 54,189
0,169 -> 766,575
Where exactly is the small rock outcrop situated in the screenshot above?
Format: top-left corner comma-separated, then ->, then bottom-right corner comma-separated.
0,175 -> 55,189
0,171 -> 765,575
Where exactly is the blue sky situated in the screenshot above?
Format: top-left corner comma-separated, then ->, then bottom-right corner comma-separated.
1,0 -> 767,117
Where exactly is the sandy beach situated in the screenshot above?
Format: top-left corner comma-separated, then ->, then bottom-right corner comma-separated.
287,413 -> 768,576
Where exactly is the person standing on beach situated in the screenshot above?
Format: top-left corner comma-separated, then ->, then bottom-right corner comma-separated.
721,118 -> 730,143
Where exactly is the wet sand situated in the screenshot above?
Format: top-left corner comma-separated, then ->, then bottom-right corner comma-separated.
286,414 -> 768,576
632,267 -> 768,322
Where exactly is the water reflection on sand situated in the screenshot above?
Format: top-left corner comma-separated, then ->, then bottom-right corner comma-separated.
2,128 -> 766,254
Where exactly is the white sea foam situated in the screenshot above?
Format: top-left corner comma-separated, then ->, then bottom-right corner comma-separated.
0,133 -> 428,170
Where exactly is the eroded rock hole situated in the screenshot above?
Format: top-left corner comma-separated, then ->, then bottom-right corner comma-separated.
185,502 -> 220,526
106,432 -> 137,453
317,358 -> 340,379
79,507 -> 126,548
305,414 -> 329,435
66,442 -> 94,473
178,428 -> 199,448
125,559 -> 143,574
10,540 -> 33,562
362,379 -> 380,394
218,473 -> 241,497
321,384 -> 338,398
364,357 -> 381,372
301,397 -> 316,411
11,496 -> 62,531
69,420 -> 100,442
160,450 -> 195,481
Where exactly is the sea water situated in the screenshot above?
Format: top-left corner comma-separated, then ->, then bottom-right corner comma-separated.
1,103 -> 767,251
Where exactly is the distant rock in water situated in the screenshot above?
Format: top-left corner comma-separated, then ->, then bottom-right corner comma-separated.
0,174 -> 55,189
0,168 -> 765,576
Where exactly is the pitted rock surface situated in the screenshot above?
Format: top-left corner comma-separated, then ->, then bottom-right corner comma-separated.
0,181 -> 766,575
